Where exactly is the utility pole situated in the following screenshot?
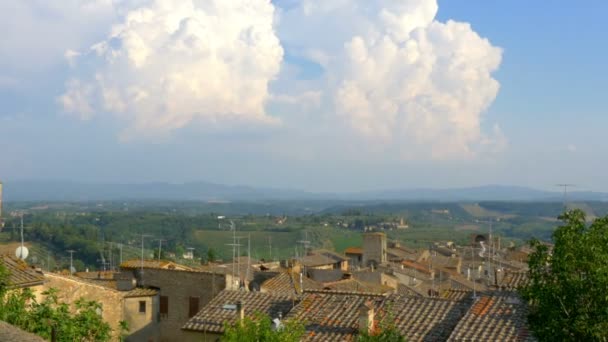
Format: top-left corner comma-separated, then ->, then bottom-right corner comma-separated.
117,243 -> 123,265
268,236 -> 272,261
155,239 -> 166,261
140,234 -> 152,280
246,234 -> 251,284
557,184 -> 576,208
67,250 -> 76,275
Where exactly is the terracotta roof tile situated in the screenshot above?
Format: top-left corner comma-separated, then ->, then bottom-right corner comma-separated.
120,259 -> 195,271
182,290 -> 294,333
261,271 -> 323,296
344,247 -> 363,255
287,291 -> 469,341
447,293 -> 535,341
0,254 -> 45,288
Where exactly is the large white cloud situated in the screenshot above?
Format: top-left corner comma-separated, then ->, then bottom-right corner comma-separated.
278,0 -> 504,159
60,0 -> 283,137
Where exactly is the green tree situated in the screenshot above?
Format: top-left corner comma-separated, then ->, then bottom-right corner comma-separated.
0,269 -> 113,341
207,248 -> 218,263
357,307 -> 406,342
521,209 -> 608,341
222,313 -> 305,342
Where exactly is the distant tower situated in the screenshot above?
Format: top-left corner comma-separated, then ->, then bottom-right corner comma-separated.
362,232 -> 387,267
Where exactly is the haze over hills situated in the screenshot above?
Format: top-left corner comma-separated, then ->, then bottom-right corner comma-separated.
3,180 -> 608,202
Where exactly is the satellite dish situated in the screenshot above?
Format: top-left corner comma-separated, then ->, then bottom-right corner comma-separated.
15,246 -> 29,260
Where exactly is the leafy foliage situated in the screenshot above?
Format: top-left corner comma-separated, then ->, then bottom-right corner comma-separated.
357,307 -> 406,342
522,209 -> 608,341
222,312 -> 305,342
0,270 -> 114,342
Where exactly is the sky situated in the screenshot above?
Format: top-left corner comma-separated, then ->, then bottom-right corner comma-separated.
0,0 -> 607,193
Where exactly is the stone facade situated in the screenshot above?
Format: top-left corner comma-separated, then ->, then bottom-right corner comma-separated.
127,268 -> 227,342
363,232 -> 387,266
34,273 -> 159,342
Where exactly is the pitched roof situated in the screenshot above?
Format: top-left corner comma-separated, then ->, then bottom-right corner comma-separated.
182,290 -> 295,333
321,278 -> 393,295
45,272 -> 158,298
447,294 -> 535,341
496,271 -> 529,291
120,259 -> 195,271
344,247 -> 363,255
287,291 -> 470,341
0,254 -> 45,288
261,271 -> 323,296
0,321 -> 46,342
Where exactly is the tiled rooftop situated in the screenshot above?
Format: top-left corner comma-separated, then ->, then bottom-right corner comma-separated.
301,253 -> 345,268
496,271 -> 529,291
322,278 -> 393,294
182,290 -> 295,333
0,321 -> 46,342
344,247 -> 363,255
120,259 -> 195,271
261,271 -> 323,296
0,254 -> 45,288
447,294 -> 535,341
46,272 -> 158,298
287,291 -> 470,341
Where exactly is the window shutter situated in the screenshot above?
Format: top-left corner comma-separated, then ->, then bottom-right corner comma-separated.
160,296 -> 169,317
188,297 -> 200,318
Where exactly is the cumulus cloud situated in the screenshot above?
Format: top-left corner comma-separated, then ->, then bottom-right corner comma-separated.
61,0 -> 283,137
278,0 -> 504,159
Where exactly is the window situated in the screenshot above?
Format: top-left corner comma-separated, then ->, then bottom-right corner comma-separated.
139,301 -> 146,314
188,297 -> 200,318
160,296 -> 169,319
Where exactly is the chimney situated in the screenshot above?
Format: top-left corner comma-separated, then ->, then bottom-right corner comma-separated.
358,301 -> 374,334
236,301 -> 245,323
342,272 -> 353,280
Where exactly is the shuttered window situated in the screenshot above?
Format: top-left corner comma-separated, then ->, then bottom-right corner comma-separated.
188,297 -> 200,318
160,296 -> 169,318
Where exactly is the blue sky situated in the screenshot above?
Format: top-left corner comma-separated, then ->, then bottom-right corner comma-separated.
0,0 -> 606,192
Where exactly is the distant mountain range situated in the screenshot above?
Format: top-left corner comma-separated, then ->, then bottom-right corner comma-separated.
3,180 -> 608,202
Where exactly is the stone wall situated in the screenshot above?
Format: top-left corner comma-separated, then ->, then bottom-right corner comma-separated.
129,268 -> 226,342
35,273 -> 160,342
124,296 -> 160,342
35,273 -> 125,341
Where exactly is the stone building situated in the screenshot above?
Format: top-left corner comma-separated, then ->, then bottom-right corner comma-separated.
181,290 -> 294,342
34,272 -> 159,342
120,259 -> 227,342
363,232 -> 387,267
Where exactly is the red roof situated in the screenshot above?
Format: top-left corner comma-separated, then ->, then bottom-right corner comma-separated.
344,247 -> 363,255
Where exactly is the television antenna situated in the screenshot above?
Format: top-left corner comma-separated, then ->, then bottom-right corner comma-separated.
67,250 -> 76,275
556,184 -> 576,206
155,239 -> 167,261
15,212 -> 28,260
139,234 -> 152,280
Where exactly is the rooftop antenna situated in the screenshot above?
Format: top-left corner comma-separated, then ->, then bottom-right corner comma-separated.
155,239 -> 166,261
67,249 -> 76,275
268,236 -> 272,261
556,184 -> 576,208
225,220 -> 242,290
246,233 -> 251,284
297,231 -> 311,258
15,212 -> 29,260
140,234 -> 152,280
117,243 -> 123,265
